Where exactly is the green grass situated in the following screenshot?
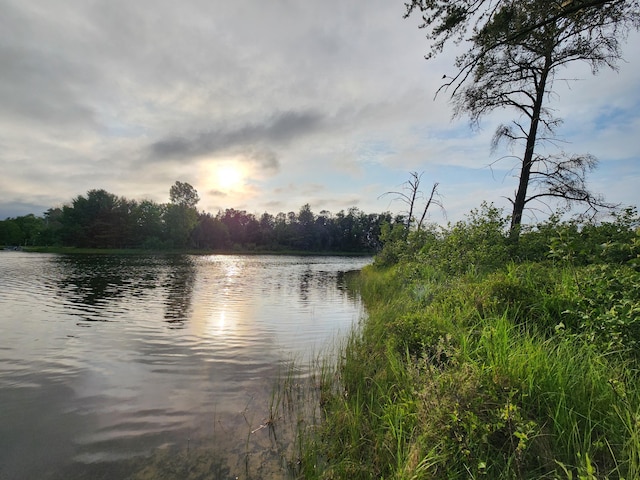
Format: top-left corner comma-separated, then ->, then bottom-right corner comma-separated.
280,258 -> 640,479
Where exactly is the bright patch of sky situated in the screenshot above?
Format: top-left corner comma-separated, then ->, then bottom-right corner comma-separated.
0,0 -> 638,223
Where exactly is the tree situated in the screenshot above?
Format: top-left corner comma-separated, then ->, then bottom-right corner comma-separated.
132,200 -> 165,247
0,218 -> 23,246
380,172 -> 443,235
296,204 -> 317,250
255,212 -> 272,245
273,212 -> 293,246
217,208 -> 259,247
405,1 -> 639,63
165,182 -> 200,248
59,189 -> 132,248
169,181 -> 200,208
0,214 -> 45,246
164,204 -> 197,248
191,213 -> 229,249
405,0 -> 639,236
41,208 -> 63,245
314,210 -> 335,251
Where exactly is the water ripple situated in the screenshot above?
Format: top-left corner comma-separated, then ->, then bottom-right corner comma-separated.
0,252 -> 370,478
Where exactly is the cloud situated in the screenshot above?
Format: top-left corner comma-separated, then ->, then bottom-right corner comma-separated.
0,0 -> 637,224
147,110 -> 324,170
208,190 -> 228,198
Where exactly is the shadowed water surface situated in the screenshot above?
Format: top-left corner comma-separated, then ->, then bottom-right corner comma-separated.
0,252 -> 369,479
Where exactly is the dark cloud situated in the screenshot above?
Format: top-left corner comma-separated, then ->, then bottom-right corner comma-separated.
208,190 -> 228,198
247,149 -> 279,172
148,110 -> 324,162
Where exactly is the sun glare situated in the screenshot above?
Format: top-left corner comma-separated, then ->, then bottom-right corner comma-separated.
215,163 -> 244,191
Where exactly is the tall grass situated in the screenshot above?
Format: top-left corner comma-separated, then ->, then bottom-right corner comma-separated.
278,253 -> 640,479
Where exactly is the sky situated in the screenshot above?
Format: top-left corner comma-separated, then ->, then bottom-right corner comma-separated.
1,0 -> 639,224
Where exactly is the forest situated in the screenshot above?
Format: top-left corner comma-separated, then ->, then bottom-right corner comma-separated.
0,182 -> 401,253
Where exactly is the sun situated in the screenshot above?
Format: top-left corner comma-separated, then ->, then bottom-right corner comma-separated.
199,157 -> 248,194
215,163 -> 244,191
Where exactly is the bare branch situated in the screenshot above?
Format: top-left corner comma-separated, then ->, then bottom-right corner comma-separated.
417,182 -> 444,230
380,172 -> 444,234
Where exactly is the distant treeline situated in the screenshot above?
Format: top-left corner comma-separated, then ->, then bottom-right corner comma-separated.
0,183 -> 403,253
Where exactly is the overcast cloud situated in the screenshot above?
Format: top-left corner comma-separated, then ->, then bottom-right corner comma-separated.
1,0 -> 638,222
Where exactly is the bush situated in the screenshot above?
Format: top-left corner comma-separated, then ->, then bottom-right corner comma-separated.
296,205 -> 640,480
571,264 -> 640,355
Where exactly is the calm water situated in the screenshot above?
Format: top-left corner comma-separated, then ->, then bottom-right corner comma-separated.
0,252 -> 370,479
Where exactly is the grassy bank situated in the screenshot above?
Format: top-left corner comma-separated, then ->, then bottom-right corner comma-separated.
284,207 -> 640,479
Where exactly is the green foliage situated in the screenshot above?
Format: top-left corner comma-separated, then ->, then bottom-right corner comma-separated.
546,208 -> 640,266
191,213 -> 229,249
164,203 -> 198,248
388,311 -> 455,361
139,236 -> 173,251
169,180 -> 200,208
0,214 -> 45,246
377,201 -> 510,274
425,202 -> 510,274
569,264 -> 640,355
374,221 -> 412,267
291,204 -> 640,479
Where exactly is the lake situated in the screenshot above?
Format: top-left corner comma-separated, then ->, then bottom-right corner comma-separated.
0,252 -> 370,479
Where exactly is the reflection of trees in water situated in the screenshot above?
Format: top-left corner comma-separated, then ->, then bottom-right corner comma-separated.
55,255 -> 357,326
297,267 -> 361,304
56,255 -> 160,309
298,268 -> 333,303
162,255 -> 196,327
55,254 -> 197,326
336,270 -> 361,303
298,268 -> 312,302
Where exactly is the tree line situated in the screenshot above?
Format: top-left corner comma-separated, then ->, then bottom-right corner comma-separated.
0,181 -> 401,253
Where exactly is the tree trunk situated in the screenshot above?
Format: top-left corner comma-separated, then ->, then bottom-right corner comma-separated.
510,56 -> 552,239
